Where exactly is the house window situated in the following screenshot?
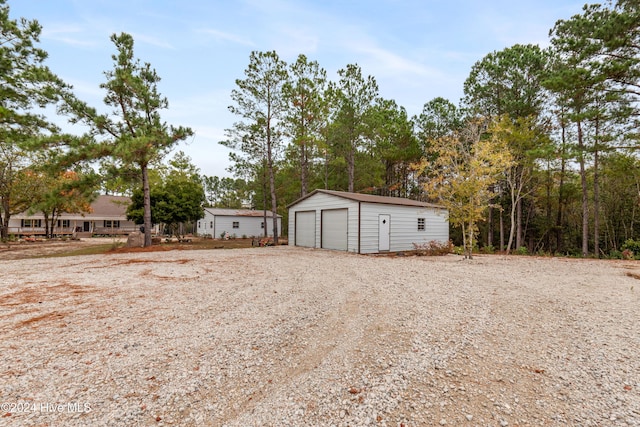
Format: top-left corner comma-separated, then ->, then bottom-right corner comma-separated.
21,219 -> 42,228
233,221 -> 239,229
198,221 -> 201,228
104,220 -> 120,228
210,221 -> 213,228
417,218 -> 425,231
57,220 -> 71,228
261,222 -> 264,229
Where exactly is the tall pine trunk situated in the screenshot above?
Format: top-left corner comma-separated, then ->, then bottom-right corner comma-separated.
347,123 -> 355,193
267,146 -> 279,244
578,121 -> 588,257
347,146 -> 355,193
487,206 -> 493,248
593,117 -> 600,257
262,162 -> 268,238
142,162 -> 152,247
499,209 -> 504,252
300,138 -> 308,197
266,116 -> 279,244
556,123 -> 567,253
545,159 -> 553,252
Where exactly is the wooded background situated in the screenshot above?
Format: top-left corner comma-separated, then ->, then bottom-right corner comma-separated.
2,0 -> 639,256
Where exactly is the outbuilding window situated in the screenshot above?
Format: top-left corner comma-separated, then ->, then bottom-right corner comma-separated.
417,218 -> 425,231
233,221 -> 239,229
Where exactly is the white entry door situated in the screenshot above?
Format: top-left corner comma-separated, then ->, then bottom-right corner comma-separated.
379,214 -> 390,251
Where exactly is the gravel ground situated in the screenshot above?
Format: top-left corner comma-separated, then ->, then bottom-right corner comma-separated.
1,246 -> 639,426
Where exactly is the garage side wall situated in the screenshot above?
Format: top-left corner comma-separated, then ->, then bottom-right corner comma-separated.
288,193 -> 359,252
359,203 -> 449,254
216,215 -> 280,238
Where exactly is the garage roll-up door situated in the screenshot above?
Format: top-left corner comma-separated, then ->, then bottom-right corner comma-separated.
321,208 -> 348,251
295,211 -> 316,247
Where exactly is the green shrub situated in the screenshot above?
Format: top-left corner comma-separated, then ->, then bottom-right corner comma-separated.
480,245 -> 495,254
609,250 -> 623,260
621,239 -> 640,258
515,246 -> 529,255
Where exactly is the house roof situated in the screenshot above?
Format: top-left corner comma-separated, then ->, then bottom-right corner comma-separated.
204,207 -> 282,218
287,189 -> 445,209
15,195 -> 131,219
86,195 -> 131,217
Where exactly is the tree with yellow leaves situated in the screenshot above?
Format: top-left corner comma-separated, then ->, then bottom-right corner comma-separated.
417,117 -> 513,259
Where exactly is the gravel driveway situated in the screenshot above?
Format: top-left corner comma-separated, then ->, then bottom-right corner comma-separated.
1,246 -> 639,426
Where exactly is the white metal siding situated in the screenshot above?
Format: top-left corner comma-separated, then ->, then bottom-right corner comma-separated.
321,209 -> 348,250
295,211 -> 316,247
214,215 -> 281,237
197,210 -> 216,236
198,212 -> 280,238
288,193 -> 359,252
359,203 -> 449,254
288,192 -> 448,254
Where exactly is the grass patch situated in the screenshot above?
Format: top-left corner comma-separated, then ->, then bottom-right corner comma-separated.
38,243 -> 122,258
21,238 -> 267,260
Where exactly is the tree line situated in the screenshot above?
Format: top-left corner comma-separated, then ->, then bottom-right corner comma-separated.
221,0 -> 640,257
1,0 -> 639,256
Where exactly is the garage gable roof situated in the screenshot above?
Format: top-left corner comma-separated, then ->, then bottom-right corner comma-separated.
204,208 -> 282,218
288,189 -> 444,209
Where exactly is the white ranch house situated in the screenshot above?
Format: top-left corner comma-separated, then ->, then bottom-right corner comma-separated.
287,189 -> 449,254
9,195 -> 137,237
197,208 -> 282,239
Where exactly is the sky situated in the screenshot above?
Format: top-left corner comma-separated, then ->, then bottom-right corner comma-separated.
9,0 -> 585,179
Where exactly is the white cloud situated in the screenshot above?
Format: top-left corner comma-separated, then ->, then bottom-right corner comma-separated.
197,28 -> 255,47
41,24 -> 96,47
272,27 -> 320,59
129,32 -> 174,50
192,125 -> 227,142
350,43 -> 439,78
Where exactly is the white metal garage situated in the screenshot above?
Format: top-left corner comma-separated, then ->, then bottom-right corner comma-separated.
287,189 -> 449,254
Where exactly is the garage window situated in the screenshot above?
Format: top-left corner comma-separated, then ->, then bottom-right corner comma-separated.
417,218 -> 425,231
233,221 -> 239,228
